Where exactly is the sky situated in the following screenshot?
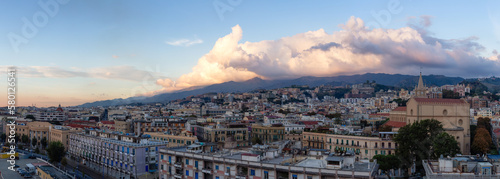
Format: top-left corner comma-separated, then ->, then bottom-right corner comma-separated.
1,0 -> 500,107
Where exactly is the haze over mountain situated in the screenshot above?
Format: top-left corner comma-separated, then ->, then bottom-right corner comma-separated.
78,73 -> 465,107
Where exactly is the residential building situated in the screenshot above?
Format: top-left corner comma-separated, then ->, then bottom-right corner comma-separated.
251,124 -> 285,144
302,132 -> 397,160
145,131 -> 198,148
68,129 -> 169,179
159,143 -> 378,179
423,155 -> 500,178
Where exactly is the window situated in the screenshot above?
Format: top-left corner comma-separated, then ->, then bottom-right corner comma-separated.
146,166 -> 149,172
186,159 -> 189,165
264,171 -> 269,179
215,165 -> 219,170
375,150 -> 378,155
186,170 -> 189,176
307,176 -> 313,179
161,155 -> 164,160
168,156 -> 171,163
251,169 -> 255,176
292,174 -> 298,179
195,172 -> 198,179
195,161 -> 198,168
226,167 -> 230,173
216,177 -> 220,179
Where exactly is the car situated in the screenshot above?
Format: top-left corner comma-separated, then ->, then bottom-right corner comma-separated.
14,164 -> 20,168
23,174 -> 32,178
28,155 -> 36,159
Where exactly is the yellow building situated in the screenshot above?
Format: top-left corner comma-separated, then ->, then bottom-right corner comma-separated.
406,97 -> 471,154
48,127 -> 74,151
302,132 -> 396,160
403,73 -> 471,154
251,124 -> 285,144
145,131 -> 198,147
15,121 -> 52,147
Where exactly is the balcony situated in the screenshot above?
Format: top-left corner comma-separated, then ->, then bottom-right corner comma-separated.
225,172 -> 230,176
174,174 -> 182,178
236,175 -> 246,179
174,162 -> 182,168
202,168 -> 212,174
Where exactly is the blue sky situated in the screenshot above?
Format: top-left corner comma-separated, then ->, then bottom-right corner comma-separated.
1,0 -> 499,106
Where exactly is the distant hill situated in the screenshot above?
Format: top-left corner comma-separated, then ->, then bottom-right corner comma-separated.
78,73 -> 465,107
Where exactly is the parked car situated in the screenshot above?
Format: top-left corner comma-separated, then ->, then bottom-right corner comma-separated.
14,164 -> 20,168
23,174 -> 32,178
28,155 -> 36,159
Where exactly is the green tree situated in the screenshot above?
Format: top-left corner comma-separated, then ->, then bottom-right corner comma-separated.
472,128 -> 492,154
47,141 -> 66,163
26,114 -> 35,120
432,132 -> 460,158
442,90 -> 461,99
41,137 -> 48,149
393,119 -> 448,175
373,154 -> 400,176
32,137 -> 38,147
61,157 -> 68,166
35,148 -> 40,154
22,134 -> 29,144
251,136 -> 263,145
0,133 -> 6,142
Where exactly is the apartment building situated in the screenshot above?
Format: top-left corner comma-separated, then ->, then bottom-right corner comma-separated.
302,132 -> 397,160
251,124 -> 285,144
145,131 -> 198,148
134,119 -> 187,135
115,120 -> 133,133
202,124 -> 250,148
68,129 -> 169,179
159,143 -> 378,179
15,121 -> 52,147
49,126 -> 75,151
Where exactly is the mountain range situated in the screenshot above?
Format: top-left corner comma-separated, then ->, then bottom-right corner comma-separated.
78,73 -> 465,107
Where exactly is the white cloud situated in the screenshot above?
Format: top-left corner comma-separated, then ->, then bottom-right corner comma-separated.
152,16 -> 500,94
0,65 -> 164,82
165,38 -> 203,47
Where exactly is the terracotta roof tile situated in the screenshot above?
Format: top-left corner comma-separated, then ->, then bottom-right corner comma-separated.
413,98 -> 467,104
383,121 -> 407,128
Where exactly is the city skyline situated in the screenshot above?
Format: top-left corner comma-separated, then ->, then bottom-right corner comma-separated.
1,1 -> 500,107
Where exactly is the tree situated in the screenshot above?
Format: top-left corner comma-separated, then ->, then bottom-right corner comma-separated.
34,148 -> 40,154
41,137 -> 48,149
477,117 -> 492,133
393,119 -> 449,175
22,135 -> 29,144
378,125 -> 393,132
373,154 -> 400,176
32,137 -> 38,147
442,90 -> 461,99
251,137 -> 263,145
47,141 -> 66,163
334,118 -> 342,125
26,114 -> 35,120
61,157 -> 68,166
472,128 -> 492,154
432,132 -> 460,159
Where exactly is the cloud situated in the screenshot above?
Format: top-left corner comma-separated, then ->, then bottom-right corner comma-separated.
112,55 -> 119,58
165,38 -> 203,47
153,16 -> 500,94
0,65 -> 163,82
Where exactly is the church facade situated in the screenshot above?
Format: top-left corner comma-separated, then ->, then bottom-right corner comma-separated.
389,73 -> 471,154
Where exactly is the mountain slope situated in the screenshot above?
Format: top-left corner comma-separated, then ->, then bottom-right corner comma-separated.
78,73 -> 465,107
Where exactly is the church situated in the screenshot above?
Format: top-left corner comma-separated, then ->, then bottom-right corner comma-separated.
390,73 -> 471,154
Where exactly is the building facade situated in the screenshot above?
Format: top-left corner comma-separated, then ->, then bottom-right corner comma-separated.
68,129 -> 169,179
302,132 -> 397,160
